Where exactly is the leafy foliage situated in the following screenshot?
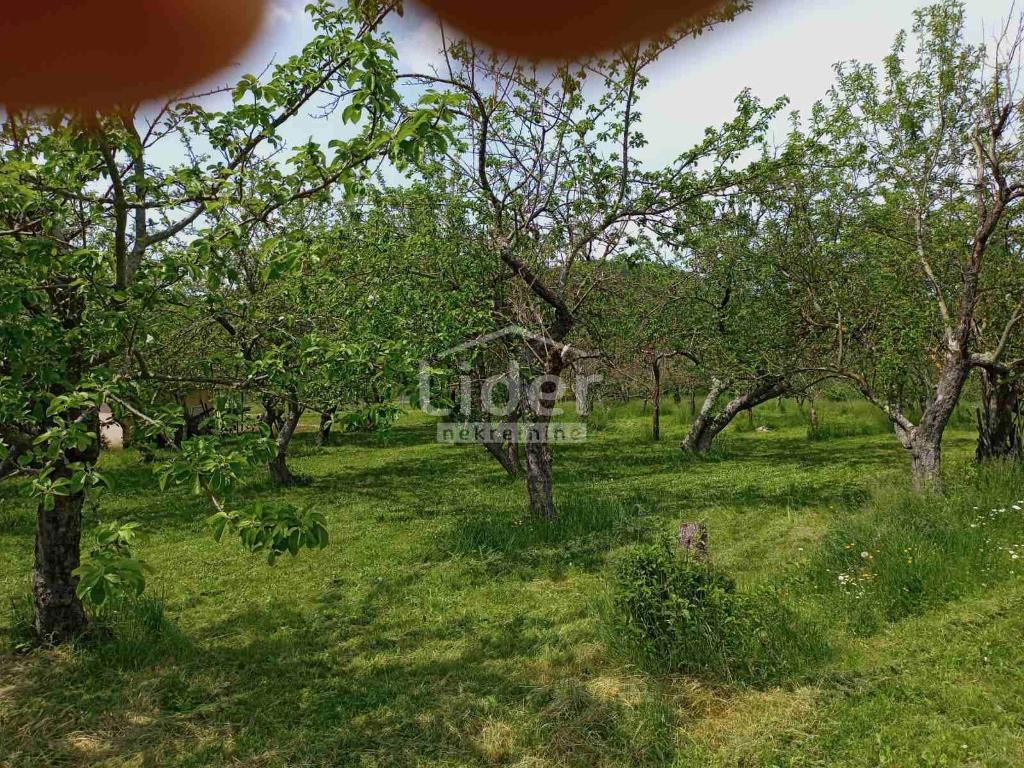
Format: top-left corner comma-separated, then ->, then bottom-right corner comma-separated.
0,0 -> 467,637
73,521 -> 151,606
611,538 -> 826,683
209,503 -> 329,564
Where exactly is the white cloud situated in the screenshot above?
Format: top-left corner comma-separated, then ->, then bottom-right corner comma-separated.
269,2 -> 301,25
636,0 -> 1013,164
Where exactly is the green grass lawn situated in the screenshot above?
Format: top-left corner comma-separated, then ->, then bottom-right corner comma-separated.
2,398 -> 1024,767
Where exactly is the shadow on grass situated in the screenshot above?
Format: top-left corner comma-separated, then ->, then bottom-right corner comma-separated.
0,588 -> 679,768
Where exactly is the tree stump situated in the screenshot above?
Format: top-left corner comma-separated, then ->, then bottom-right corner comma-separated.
677,522 -> 709,561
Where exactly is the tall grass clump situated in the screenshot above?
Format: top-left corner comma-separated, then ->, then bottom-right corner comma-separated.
87,593 -> 187,667
4,594 -> 36,652
811,462 -> 1024,633
450,495 -> 660,574
584,402 -> 614,433
3,591 -> 184,665
609,539 -> 828,684
806,400 -> 893,441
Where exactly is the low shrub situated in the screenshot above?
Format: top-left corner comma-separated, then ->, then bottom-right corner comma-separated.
610,539 -> 827,683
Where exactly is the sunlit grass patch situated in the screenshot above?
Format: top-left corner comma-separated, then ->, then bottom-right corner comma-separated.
811,462 -> 1024,632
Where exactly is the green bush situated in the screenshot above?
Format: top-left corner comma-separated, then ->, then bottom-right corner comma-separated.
610,539 -> 826,683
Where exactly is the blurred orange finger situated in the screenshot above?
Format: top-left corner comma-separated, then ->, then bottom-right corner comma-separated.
0,0 -> 267,109
416,0 -> 726,59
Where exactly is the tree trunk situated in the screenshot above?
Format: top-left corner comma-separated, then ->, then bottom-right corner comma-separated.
809,396 -> 819,438
910,437 -> 942,491
268,393 -> 302,486
505,438 -> 523,476
317,407 -> 337,447
32,407 -> 100,644
976,369 -> 1023,462
523,343 -> 565,521
268,452 -> 295,485
682,379 -> 725,453
897,352 -> 970,491
482,432 -> 525,478
685,417 -> 724,453
525,429 -> 556,520
34,484 -> 89,643
683,377 -> 788,454
651,358 -> 662,442
263,397 -> 281,437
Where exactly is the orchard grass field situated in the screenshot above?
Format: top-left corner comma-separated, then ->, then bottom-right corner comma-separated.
3,397 -> 1024,768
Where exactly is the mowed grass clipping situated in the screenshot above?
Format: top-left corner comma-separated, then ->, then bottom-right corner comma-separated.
3,398 -> 1024,767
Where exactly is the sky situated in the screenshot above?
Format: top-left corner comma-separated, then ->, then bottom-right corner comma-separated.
160,0 -> 1015,169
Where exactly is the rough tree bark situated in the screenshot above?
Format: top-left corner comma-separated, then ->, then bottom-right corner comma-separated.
504,436 -> 524,476
976,368 -> 1023,463
525,434 -> 556,519
885,350 -> 971,491
682,377 -> 789,454
683,378 -> 725,453
483,427 -> 525,478
33,411 -> 100,643
317,406 -> 337,447
677,522 -> 709,561
651,356 -> 662,441
268,391 -> 303,486
34,486 -> 89,643
524,341 -> 568,521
